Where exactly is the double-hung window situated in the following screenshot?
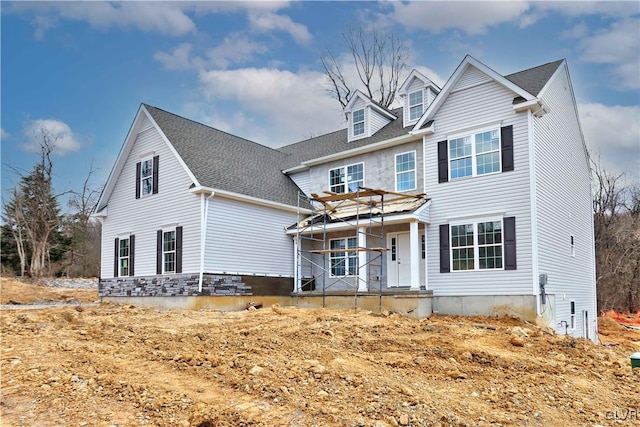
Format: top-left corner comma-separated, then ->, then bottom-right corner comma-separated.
451,220 -> 503,271
329,163 -> 364,193
395,151 -> 416,191
119,237 -> 130,276
408,90 -> 423,121
353,108 -> 365,136
330,237 -> 358,276
163,230 -> 176,273
140,158 -> 154,196
449,128 -> 501,179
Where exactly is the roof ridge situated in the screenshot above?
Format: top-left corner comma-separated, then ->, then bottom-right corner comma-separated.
505,59 -> 564,78
142,103 -> 285,155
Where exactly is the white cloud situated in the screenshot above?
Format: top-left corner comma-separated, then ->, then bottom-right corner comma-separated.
561,22 -> 588,39
0,128 -> 10,140
579,102 -> 640,179
578,18 -> 640,90
206,33 -> 269,69
20,119 -> 82,155
385,1 -> 531,35
247,10 -> 313,46
154,43 -> 202,71
10,2 -> 197,38
197,67 -> 344,146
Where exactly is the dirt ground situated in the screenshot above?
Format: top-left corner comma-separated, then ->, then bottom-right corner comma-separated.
1,279 -> 639,426
0,277 -> 98,305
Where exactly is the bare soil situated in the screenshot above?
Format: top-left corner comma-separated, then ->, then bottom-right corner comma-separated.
1,278 -> 639,426
0,277 -> 98,305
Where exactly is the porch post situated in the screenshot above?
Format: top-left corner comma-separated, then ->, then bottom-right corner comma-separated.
358,227 -> 368,291
293,236 -> 300,292
423,228 -> 428,290
409,221 -> 420,290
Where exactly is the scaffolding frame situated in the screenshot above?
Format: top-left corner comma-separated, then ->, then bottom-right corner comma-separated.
294,187 -> 426,309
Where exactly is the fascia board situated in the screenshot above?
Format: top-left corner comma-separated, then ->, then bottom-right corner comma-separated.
299,133 -> 420,167
413,55 -> 536,131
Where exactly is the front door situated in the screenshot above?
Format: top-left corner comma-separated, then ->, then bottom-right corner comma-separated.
388,232 -> 411,287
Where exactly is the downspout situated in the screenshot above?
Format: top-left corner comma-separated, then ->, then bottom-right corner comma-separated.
198,191 -> 215,292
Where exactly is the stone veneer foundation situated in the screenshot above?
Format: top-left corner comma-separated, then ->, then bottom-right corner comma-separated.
99,274 -> 250,297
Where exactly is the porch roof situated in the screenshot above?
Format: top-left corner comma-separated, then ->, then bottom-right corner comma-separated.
288,188 -> 430,233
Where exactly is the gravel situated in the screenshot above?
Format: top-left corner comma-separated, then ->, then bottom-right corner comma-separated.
40,278 -> 99,289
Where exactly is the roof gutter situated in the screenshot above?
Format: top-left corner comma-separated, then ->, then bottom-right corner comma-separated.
513,98 -> 548,117
190,185 -> 310,214
296,133 -> 422,169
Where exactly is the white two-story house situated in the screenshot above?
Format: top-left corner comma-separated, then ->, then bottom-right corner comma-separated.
95,55 -> 597,341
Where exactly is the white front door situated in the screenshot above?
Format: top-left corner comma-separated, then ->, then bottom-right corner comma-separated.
388,232 -> 411,287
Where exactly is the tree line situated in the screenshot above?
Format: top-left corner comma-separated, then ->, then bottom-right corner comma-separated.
2,131 -> 101,278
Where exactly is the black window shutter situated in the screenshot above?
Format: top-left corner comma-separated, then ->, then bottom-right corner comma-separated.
152,155 -> 159,194
439,224 -> 450,273
175,226 -> 183,274
501,125 -> 514,172
114,238 -> 119,277
437,140 -> 448,183
156,230 -> 163,274
129,235 -> 135,277
135,162 -> 141,199
504,217 -> 517,270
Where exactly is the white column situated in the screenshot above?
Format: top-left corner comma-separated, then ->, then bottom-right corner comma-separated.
410,221 -> 420,290
293,236 -> 300,292
358,227 -> 368,291
423,228 -> 428,290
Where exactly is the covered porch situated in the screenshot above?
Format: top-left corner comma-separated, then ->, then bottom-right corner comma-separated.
287,188 -> 431,299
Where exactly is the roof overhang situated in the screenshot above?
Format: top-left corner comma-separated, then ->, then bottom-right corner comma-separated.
290,132 -> 421,170
513,98 -> 548,117
191,186 -> 310,214
344,89 -> 397,120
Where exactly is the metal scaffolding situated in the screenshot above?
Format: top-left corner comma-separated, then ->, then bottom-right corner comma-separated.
293,187 -> 425,309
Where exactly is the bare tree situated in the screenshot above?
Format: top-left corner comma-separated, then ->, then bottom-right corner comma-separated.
591,156 -> 640,312
63,163 -> 103,277
2,130 -> 62,277
321,24 -> 409,109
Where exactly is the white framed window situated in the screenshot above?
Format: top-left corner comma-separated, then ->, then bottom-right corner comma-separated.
330,237 -> 358,276
395,151 -> 416,192
570,235 -> 575,257
449,127 -> 501,180
408,90 -> 423,121
570,300 -> 576,329
119,237 -> 130,276
353,108 -> 365,136
451,219 -> 503,271
163,230 -> 176,273
329,163 -> 364,193
140,157 -> 154,196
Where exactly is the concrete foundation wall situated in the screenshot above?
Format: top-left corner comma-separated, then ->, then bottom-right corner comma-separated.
432,295 -> 537,322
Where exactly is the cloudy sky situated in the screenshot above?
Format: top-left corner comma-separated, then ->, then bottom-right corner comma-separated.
2,1 -> 639,204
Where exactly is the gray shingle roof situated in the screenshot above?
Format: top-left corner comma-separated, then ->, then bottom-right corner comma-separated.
144,104 -> 303,207
278,107 -> 411,168
504,59 -> 564,96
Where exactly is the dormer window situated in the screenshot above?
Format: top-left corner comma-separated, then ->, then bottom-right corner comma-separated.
409,90 -> 423,121
353,109 -> 365,136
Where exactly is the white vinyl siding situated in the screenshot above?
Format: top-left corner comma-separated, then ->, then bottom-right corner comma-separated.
532,64 -> 597,341
348,97 -> 394,142
452,65 -> 491,92
204,196 -> 298,277
424,77 -> 533,296
100,115 -> 201,278
288,170 -> 311,197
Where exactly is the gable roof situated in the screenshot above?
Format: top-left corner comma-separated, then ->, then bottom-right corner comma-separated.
504,59 -> 564,96
143,105 -> 303,207
344,89 -> 397,120
398,69 -> 441,95
413,55 -> 563,130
